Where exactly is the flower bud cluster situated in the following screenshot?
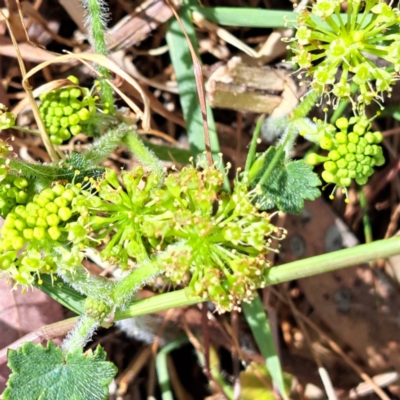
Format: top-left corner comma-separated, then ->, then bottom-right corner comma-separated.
39,76 -> 96,144
84,297 -> 112,321
0,184 -> 77,286
289,0 -> 400,107
307,116 -> 385,190
0,175 -> 30,217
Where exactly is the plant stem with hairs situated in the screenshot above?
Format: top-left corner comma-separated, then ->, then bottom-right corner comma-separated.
83,0 -> 115,114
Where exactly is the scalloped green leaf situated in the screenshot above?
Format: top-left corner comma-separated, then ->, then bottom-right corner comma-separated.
252,146 -> 321,214
3,341 -> 117,400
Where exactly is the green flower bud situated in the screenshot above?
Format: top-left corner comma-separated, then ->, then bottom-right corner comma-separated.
321,170 -> 335,183
54,197 -> 68,208
77,107 -> 91,121
337,144 -> 348,156
335,117 -> 349,130
14,219 -> 26,231
339,177 -> 351,187
347,161 -> 357,170
68,114 -> 80,126
348,133 -> 359,144
12,236 -> 25,250
46,214 -> 60,227
373,132 -> 383,143
50,135 -> 63,145
336,158 -> 348,169
354,124 -> 366,135
14,177 -> 28,189
54,107 -> 63,117
26,216 -> 37,227
23,229 -> 34,240
323,161 -> 337,173
335,132 -> 348,144
59,128 -> 71,141
67,75 -> 79,85
48,226 -> 61,241
69,98 -> 81,111
63,106 -> 74,116
45,202 -> 58,214
374,154 -> 385,167
356,175 -> 368,185
36,217 -> 48,228
328,150 -> 341,161
320,136 -> 333,150
33,227 -> 46,240
60,116 -> 69,128
58,206 -> 72,221
26,202 -> 40,213
348,170 -> 356,178
337,168 -> 348,178
59,90 -> 70,99
41,188 -> 56,201
306,153 -> 328,165
62,189 -> 75,202
69,88 -> 81,98
52,184 -> 65,196
70,125 -> 82,136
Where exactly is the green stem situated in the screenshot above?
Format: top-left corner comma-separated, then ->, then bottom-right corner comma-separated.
84,0 -> 115,114
244,114 -> 265,173
81,123 -> 127,166
112,258 -> 164,308
115,235 -> 400,318
359,186 -> 373,243
121,125 -> 165,185
62,315 -> 99,354
292,91 -> 319,120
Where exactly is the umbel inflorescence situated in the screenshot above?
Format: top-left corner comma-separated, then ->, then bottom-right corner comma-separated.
39,76 -> 97,145
289,0 -> 400,108
305,115 -> 384,194
0,162 -> 284,313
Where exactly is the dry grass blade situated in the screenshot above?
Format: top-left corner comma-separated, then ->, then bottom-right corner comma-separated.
192,10 -> 259,58
166,0 -> 213,167
0,7 -> 59,161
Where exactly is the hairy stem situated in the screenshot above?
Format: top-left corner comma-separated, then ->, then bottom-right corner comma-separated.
112,259 -> 164,308
121,125 -> 165,184
83,0 -> 115,114
62,315 -> 99,354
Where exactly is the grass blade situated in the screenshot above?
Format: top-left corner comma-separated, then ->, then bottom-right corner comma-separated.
155,336 -> 188,400
242,295 -> 288,400
166,5 -> 221,157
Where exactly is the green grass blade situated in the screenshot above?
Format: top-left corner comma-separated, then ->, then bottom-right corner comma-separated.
242,296 -> 288,400
143,141 -> 193,164
190,7 -> 292,28
166,6 -> 221,157
34,275 -> 85,315
155,336 -> 188,400
189,7 -> 372,29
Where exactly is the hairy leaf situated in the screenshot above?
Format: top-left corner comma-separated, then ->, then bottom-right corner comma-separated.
252,146 -> 321,214
3,341 -> 117,400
